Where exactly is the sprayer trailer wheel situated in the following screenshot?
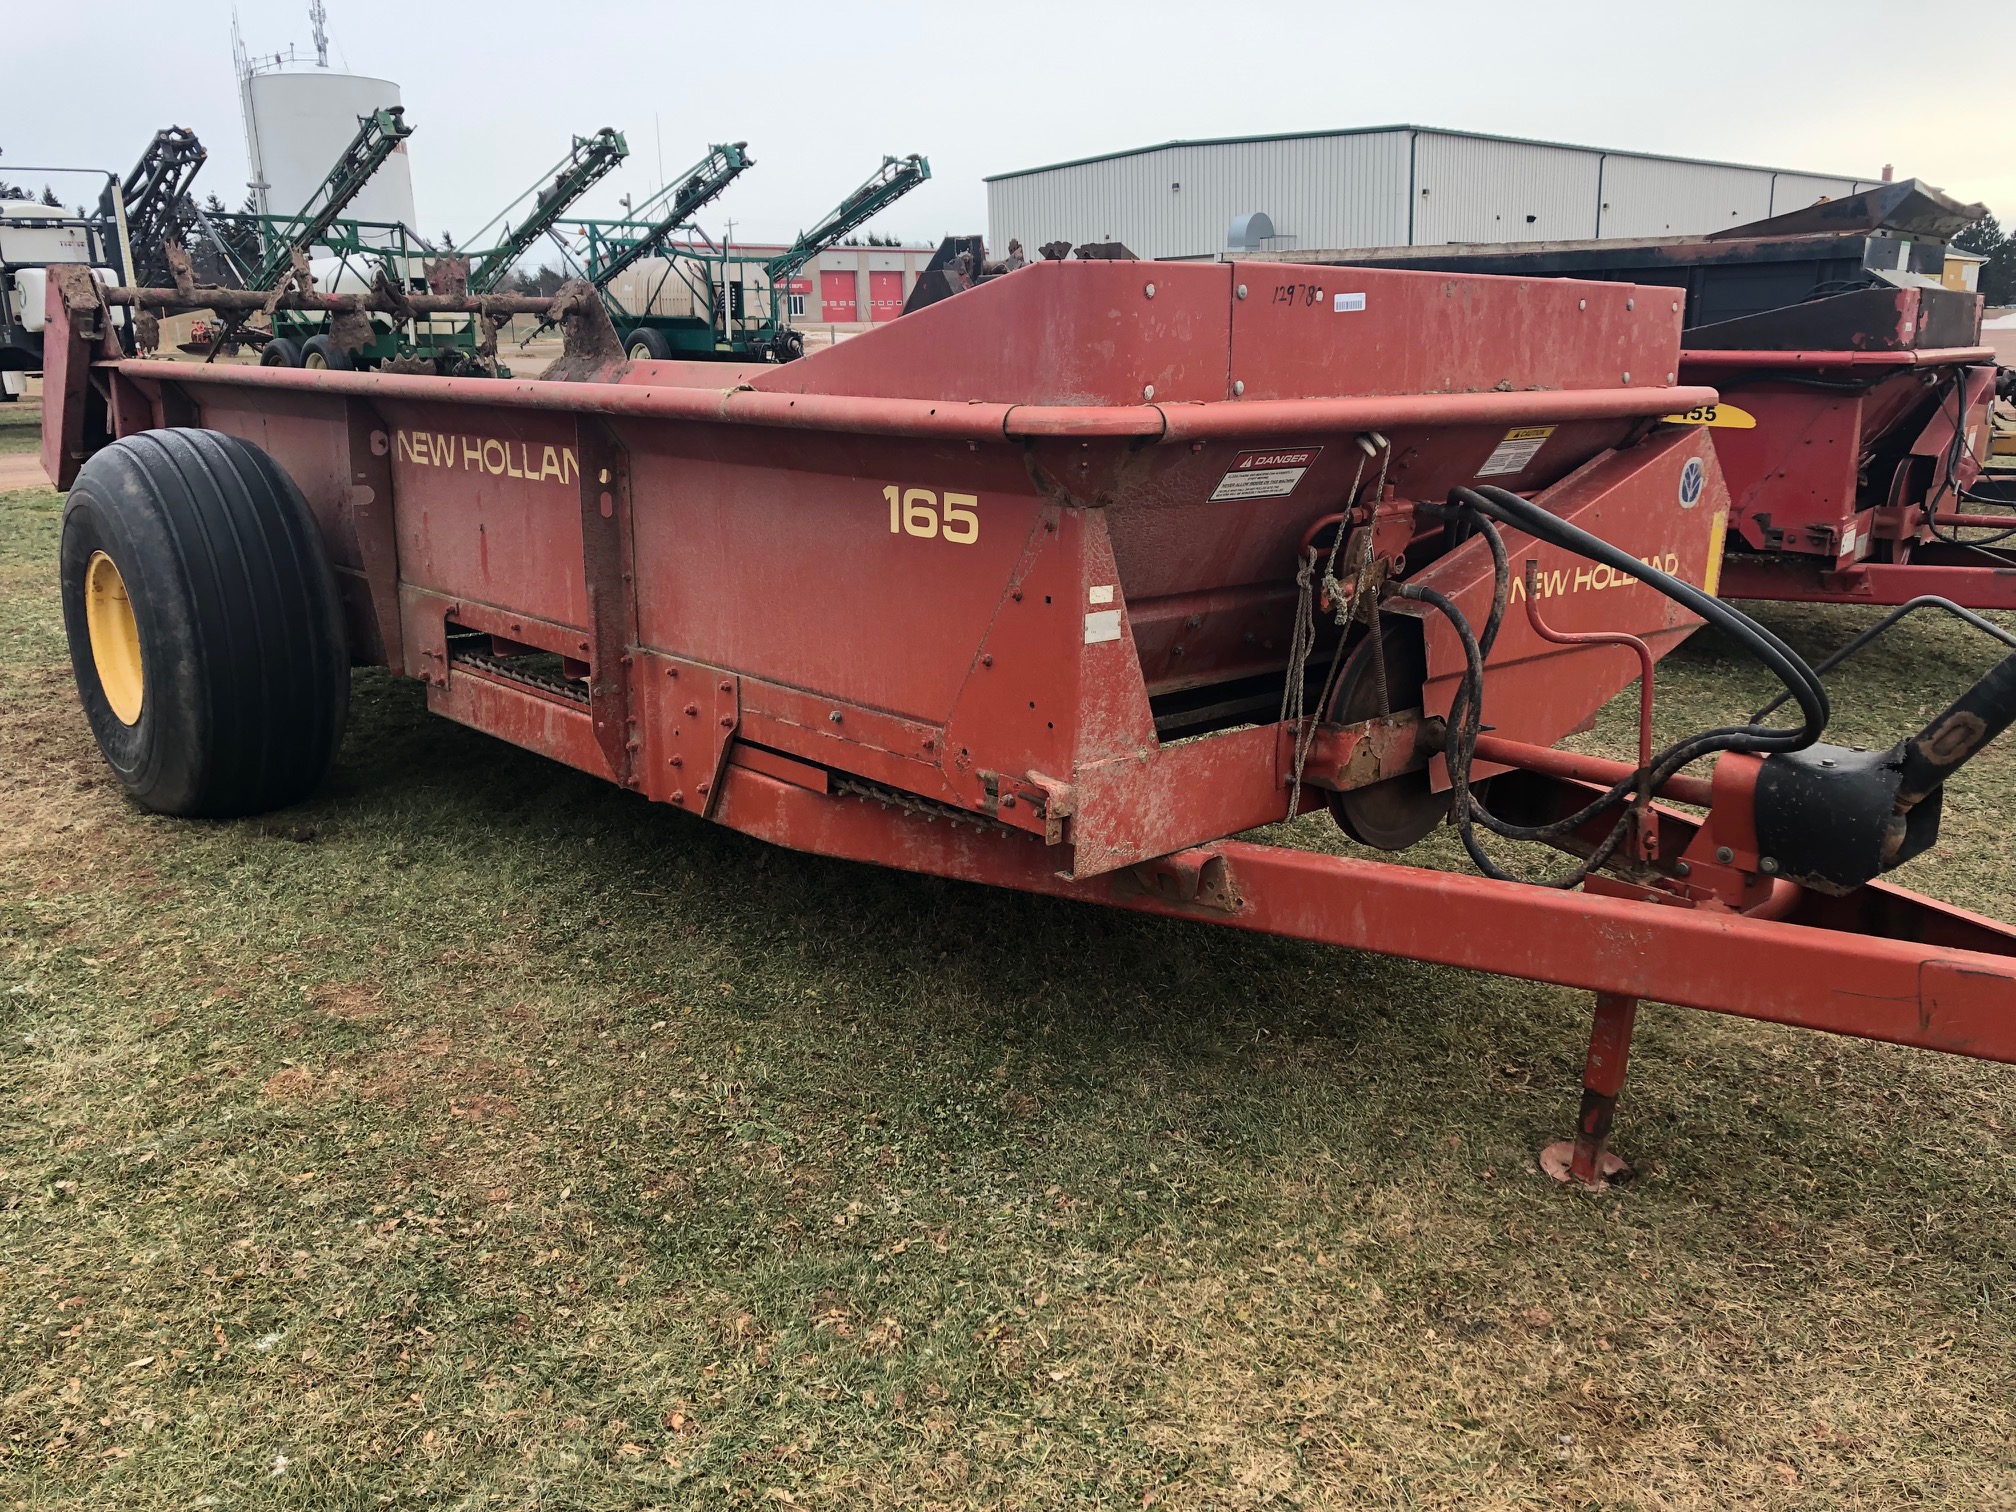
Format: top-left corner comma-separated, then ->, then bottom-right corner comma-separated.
624,327 -> 674,362
59,428 -> 350,817
301,333 -> 353,370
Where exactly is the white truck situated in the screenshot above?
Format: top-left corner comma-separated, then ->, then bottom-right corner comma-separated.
0,186 -> 129,399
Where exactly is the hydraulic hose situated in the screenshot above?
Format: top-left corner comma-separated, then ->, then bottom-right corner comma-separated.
1462,485 -> 1829,746
1394,486 -> 1831,888
1927,376 -> 2016,546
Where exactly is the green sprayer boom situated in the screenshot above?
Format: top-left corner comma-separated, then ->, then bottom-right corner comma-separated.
465,128 -> 628,294
588,142 -> 753,291
763,154 -> 930,287
250,106 -> 414,289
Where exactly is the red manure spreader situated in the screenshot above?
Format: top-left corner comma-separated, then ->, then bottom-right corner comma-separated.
1261,180 -> 2016,613
37,255 -> 2016,1185
1680,283 -> 2007,608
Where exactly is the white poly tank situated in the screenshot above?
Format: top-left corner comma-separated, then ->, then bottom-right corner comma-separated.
244,70 -> 418,242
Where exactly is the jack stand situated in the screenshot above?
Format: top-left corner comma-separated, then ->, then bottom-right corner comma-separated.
1541,991 -> 1637,1188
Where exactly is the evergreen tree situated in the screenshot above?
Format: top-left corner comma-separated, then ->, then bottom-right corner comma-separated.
203,192 -> 263,283
1954,212 -> 2015,306
508,263 -> 566,297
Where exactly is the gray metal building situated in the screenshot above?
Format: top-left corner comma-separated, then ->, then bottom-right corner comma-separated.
984,126 -> 1884,262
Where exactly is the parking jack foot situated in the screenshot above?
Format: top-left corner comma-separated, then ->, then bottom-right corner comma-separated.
1541,991 -> 1637,1188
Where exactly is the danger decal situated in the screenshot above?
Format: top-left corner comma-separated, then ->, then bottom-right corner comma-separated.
1210,447 -> 1323,502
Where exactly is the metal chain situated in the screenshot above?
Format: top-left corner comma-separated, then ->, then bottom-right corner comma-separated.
448,649 -> 589,703
832,774 -> 1016,834
1283,436 -> 1389,821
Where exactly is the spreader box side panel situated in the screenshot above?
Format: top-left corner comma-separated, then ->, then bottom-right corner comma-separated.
185,387 -> 407,667
381,401 -> 593,632
758,259 -> 1694,412
1225,262 -> 1686,403
621,425 -> 1051,728
1092,416 -> 1652,611
1704,390 -> 1866,558
189,388 -> 357,563
749,259 -> 1237,407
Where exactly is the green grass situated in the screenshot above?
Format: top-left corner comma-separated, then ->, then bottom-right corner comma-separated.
3,481 -> 2015,1508
0,397 -> 40,454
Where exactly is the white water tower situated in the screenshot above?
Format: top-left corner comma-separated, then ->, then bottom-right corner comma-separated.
234,9 -> 418,242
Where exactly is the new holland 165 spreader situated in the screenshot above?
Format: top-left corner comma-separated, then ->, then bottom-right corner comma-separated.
38,255 -> 2016,1185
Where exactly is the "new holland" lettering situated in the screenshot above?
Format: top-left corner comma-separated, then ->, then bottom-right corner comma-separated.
1510,552 -> 1684,601
394,430 -> 579,485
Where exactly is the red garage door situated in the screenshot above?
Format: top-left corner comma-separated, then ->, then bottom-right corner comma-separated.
869,270 -> 904,322
819,269 -> 858,322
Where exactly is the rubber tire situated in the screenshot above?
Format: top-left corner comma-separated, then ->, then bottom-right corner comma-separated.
261,336 -> 303,368
301,333 -> 352,370
60,429 -> 350,817
624,327 -> 673,362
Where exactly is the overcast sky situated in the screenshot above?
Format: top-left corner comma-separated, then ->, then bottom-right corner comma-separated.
7,0 -> 2012,253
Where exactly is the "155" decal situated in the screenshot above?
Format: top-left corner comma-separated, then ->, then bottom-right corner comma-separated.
1659,402 -> 1757,430
884,485 -> 979,544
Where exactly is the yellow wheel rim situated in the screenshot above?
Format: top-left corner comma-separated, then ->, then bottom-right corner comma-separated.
84,550 -> 144,725
304,348 -> 327,370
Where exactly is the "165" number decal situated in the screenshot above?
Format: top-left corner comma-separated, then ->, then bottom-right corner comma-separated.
884,485 -> 979,544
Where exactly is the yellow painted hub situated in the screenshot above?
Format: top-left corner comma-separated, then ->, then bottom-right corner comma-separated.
303,347 -> 328,370
84,550 -> 144,725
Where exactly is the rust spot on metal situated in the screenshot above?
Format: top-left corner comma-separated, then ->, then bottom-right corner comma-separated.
1916,710 -> 1988,768
330,308 -> 377,359
49,263 -> 109,330
368,268 -> 416,325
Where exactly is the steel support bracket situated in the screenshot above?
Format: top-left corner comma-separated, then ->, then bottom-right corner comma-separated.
1123,848 -> 1239,912
635,652 -> 740,819
578,417 -> 637,785
1298,710 -> 1432,792
1023,770 -> 1076,846
341,399 -> 404,669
